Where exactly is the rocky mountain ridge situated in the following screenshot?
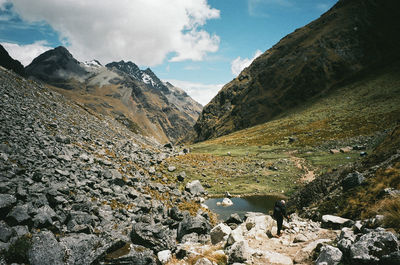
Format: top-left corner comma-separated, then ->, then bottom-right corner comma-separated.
193,0 -> 400,142
0,44 -> 25,77
24,46 -> 202,144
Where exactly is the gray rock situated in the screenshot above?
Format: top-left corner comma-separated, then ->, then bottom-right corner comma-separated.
28,231 -> 64,265
185,180 -> 206,196
225,213 -> 243,225
210,223 -> 232,245
316,245 -> 343,265
7,204 -> 32,225
177,171 -> 186,182
168,166 -> 176,172
177,214 -> 211,241
293,234 -> 308,243
0,194 -> 17,217
102,244 -> 158,265
350,229 -> 399,264
342,172 -> 365,191
130,222 -> 177,253
381,251 -> 400,265
321,215 -> 354,229
157,249 -> 172,264
0,221 -> 13,243
227,241 -> 252,264
67,211 -> 95,233
60,233 -> 104,265
33,205 -> 57,228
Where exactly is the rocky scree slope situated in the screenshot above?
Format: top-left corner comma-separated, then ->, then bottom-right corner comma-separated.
25,46 -> 201,144
193,0 -> 400,142
0,67 -> 213,265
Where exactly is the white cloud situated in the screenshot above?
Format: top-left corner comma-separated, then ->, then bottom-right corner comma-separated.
165,79 -> 223,106
231,49 -> 263,76
1,41 -> 52,66
9,0 -> 220,66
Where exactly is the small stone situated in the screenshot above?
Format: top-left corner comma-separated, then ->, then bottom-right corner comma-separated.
168,166 -> 176,172
157,250 -> 172,264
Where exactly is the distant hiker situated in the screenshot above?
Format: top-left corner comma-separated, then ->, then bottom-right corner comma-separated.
273,199 -> 289,237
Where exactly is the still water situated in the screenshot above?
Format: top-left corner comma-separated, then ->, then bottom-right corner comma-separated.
204,195 -> 283,221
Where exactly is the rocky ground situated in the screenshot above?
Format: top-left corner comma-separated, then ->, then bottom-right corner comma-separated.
0,66 -> 399,265
0,67 -> 213,265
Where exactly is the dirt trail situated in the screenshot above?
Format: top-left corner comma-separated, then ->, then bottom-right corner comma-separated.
287,151 -> 316,183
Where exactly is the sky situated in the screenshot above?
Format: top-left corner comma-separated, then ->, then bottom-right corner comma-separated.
0,0 -> 337,105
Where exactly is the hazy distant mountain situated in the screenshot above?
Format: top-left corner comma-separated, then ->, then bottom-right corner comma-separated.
193,0 -> 400,142
0,44 -> 25,76
25,47 -> 202,143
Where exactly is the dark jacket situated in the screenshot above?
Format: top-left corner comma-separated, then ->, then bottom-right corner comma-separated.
273,200 -> 287,220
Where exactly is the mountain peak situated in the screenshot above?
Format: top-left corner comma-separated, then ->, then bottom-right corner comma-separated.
25,46 -> 87,89
0,44 -> 25,76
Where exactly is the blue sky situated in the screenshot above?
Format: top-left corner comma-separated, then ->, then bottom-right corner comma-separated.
0,0 -> 337,105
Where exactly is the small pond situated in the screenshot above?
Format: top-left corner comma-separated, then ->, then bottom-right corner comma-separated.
204,195 -> 283,221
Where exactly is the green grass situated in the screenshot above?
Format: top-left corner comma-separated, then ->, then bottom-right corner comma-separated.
172,65 -> 400,197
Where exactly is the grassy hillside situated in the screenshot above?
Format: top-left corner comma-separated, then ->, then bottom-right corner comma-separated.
165,63 -> 400,198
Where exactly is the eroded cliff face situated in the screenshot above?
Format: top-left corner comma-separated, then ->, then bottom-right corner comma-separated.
193,0 -> 400,142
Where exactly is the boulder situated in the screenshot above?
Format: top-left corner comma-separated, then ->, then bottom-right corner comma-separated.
157,250 -> 172,264
210,223 -> 232,245
293,234 -> 308,243
321,215 -> 354,229
177,214 -> 211,241
33,205 -> 57,228
221,198 -> 233,207
103,244 -> 158,265
342,172 -> 365,191
0,194 -> 17,218
0,221 -> 13,243
226,226 -> 245,247
7,204 -> 32,226
185,180 -> 206,196
227,241 -> 252,264
225,213 -> 243,225
60,233 -> 104,265
130,222 -> 177,253
168,166 -> 176,172
315,245 -> 343,265
294,239 -> 332,264
350,229 -> 399,264
28,231 -> 64,265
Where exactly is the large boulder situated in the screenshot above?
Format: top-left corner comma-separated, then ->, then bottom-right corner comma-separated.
260,250 -> 293,265
59,233 -> 104,265
28,231 -> 64,265
177,214 -> 211,241
185,180 -> 206,196
226,226 -> 245,247
315,245 -> 343,265
350,229 -> 399,264
226,241 -> 253,264
131,222 -> 177,253
321,215 -> 354,229
210,223 -> 232,245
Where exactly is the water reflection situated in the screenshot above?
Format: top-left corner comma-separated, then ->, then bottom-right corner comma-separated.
204,195 -> 282,221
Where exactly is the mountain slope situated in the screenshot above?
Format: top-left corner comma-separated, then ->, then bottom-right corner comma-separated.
25,47 -> 202,143
0,44 -> 25,76
193,0 -> 400,142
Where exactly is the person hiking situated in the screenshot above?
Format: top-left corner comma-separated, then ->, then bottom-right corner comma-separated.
273,199 -> 289,237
